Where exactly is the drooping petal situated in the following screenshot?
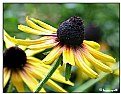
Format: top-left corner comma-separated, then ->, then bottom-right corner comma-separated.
11,71 -> 25,92
81,47 -> 112,72
50,72 -> 74,86
63,46 -> 75,66
13,36 -> 53,46
4,31 -> 27,51
63,46 -> 68,64
18,70 -> 39,92
4,68 -> 11,87
20,66 -> 46,92
69,48 -> 75,66
25,49 -> 45,56
27,56 -> 42,64
83,40 -> 100,50
39,88 -> 46,93
18,24 -> 54,35
26,63 -> 74,86
30,17 -> 57,32
84,44 -> 116,63
4,30 -> 15,48
26,16 -> 52,32
81,53 -> 92,67
26,67 -> 67,92
46,78 -> 67,92
74,49 -> 98,78
18,45 -> 27,51
42,45 -> 63,64
40,63 -> 60,73
28,41 -> 58,50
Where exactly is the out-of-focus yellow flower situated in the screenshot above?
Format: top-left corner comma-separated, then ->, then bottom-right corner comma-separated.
3,31 -> 74,92
113,68 -> 119,76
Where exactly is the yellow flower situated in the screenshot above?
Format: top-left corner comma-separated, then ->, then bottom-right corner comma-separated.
3,31 -> 74,92
11,16 -> 115,78
113,68 -> 119,76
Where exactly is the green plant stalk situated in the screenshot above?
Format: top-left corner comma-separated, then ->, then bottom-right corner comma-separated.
65,63 -> 72,81
7,81 -> 13,93
34,57 -> 61,92
73,63 -> 119,92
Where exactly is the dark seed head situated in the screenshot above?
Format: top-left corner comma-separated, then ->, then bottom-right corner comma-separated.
3,46 -> 27,69
57,16 -> 84,47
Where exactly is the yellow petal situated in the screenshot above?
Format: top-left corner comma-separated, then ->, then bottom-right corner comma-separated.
26,61 -> 42,70
26,64 -> 73,86
28,41 -> 58,50
4,30 -> 15,48
50,72 -> 74,86
23,64 -> 45,92
42,45 -> 63,64
75,50 -> 98,78
11,71 -> 25,92
5,28 -> 56,48
63,46 -> 68,64
18,45 -> 27,51
25,65 -> 67,92
13,36 -> 52,46
26,16 -> 49,32
82,54 -> 92,67
40,64 -> 61,73
39,88 -> 46,92
25,49 -> 45,56
63,46 -> 75,66
18,24 -> 53,35
27,56 -> 42,64
85,44 -> 116,63
18,70 -> 39,92
4,31 -> 26,51
4,31 -> 27,50
68,47 -> 75,66
81,47 -> 112,72
46,78 -> 67,92
30,17 -> 57,32
34,71 -> 67,92
4,68 -> 11,87
83,40 -> 100,50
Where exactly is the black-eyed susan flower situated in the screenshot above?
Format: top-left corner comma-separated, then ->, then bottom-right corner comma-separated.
3,31 -> 74,92
11,16 -> 115,79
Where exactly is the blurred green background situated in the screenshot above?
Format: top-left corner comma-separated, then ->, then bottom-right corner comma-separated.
3,3 -> 119,93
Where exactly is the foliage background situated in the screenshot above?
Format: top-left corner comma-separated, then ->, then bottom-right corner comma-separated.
3,3 -> 119,93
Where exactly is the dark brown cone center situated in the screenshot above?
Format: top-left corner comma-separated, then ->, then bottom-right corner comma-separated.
57,16 -> 84,47
3,46 -> 27,69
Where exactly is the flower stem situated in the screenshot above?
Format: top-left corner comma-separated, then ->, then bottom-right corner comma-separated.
7,81 -> 13,93
65,63 -> 72,81
34,57 -> 61,92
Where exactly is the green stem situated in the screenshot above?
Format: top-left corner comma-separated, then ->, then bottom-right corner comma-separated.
34,57 -> 61,92
65,63 -> 72,81
7,81 -> 13,93
73,63 -> 119,92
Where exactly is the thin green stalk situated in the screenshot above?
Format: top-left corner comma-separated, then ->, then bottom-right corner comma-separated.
34,57 -> 61,92
73,63 -> 119,92
65,63 -> 72,81
7,81 -> 13,93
